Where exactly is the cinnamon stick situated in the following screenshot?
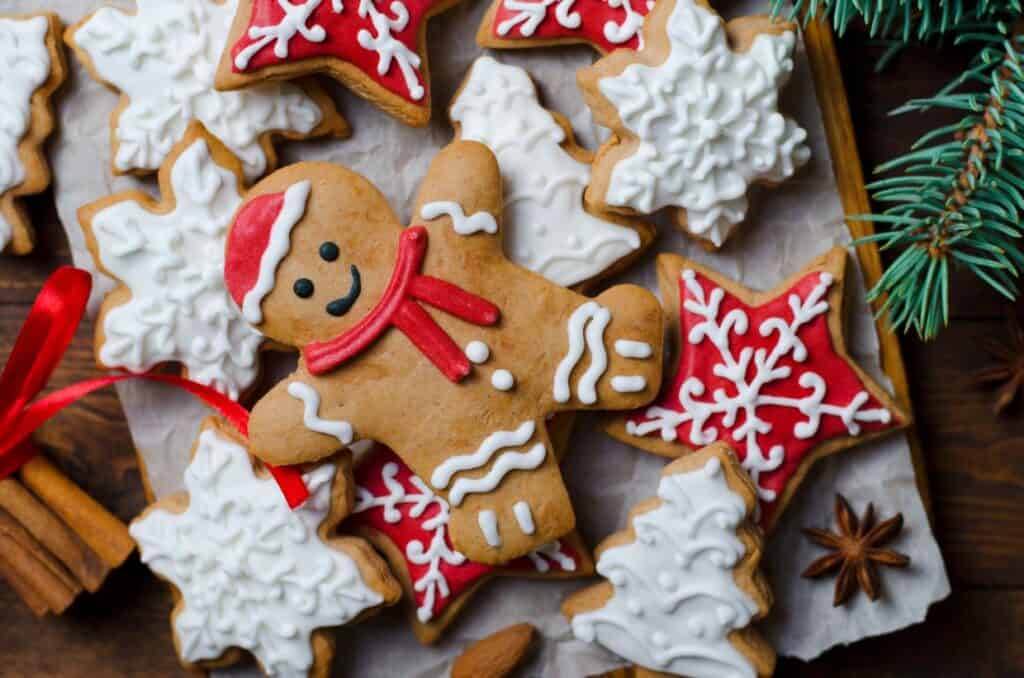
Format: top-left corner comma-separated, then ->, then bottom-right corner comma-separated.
0,548 -> 50,616
0,477 -> 109,592
0,510 -> 80,614
18,456 -> 134,569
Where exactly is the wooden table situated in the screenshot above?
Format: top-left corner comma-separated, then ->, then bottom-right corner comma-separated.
1,29 -> 1020,678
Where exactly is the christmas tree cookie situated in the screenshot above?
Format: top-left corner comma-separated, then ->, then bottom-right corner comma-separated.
609,249 -> 909,530
577,0 -> 810,249
563,443 -> 775,678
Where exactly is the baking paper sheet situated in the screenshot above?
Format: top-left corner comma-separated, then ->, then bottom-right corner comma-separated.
24,0 -> 951,672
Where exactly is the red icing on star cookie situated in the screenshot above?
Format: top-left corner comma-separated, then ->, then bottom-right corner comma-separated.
350,446 -> 582,627
229,0 -> 435,103
484,0 -> 652,53
621,250 -> 906,528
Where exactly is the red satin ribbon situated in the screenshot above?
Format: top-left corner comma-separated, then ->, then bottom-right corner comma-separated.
0,266 -> 309,508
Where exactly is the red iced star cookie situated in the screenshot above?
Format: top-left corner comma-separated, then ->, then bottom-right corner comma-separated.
216,0 -> 466,126
477,0 -> 653,54
348,444 -> 593,643
608,248 -> 909,531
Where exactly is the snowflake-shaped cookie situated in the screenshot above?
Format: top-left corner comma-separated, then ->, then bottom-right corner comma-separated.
130,418 -> 400,676
66,0 -> 347,181
81,127 -> 263,399
578,0 -> 810,248
349,444 -> 591,643
610,249 -> 908,530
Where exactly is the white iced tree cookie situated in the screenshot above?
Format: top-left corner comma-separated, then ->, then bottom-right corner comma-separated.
563,443 -> 775,678
130,418 -> 401,677
0,13 -> 64,255
66,0 -> 347,181
80,127 -> 264,399
447,57 -> 652,289
578,0 -> 810,248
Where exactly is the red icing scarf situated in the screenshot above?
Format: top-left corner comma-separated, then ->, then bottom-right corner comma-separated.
304,227 -> 500,381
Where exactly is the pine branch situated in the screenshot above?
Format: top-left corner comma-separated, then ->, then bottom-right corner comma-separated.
860,25 -> 1024,339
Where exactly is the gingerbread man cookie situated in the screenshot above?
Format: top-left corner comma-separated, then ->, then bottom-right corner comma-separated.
449,57 -> 654,291
66,0 -> 347,181
478,0 -> 652,54
563,443 -> 775,678
216,0 -> 467,127
79,125 -> 264,400
224,140 -> 664,564
608,249 -> 909,530
130,417 -> 401,677
349,444 -> 592,643
0,13 -> 66,256
577,0 -> 810,249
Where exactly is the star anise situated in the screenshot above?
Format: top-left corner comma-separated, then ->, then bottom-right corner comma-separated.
973,312 -> 1024,415
801,494 -> 910,607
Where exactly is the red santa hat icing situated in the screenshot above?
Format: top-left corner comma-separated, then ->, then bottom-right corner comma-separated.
226,180 -> 312,325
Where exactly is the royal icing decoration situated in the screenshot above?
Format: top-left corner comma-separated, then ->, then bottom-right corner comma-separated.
491,369 -> 515,391
513,501 -> 535,534
626,266 -> 896,524
242,180 -> 311,324
615,339 -> 652,359
451,57 -> 642,288
490,0 -> 651,52
554,301 -> 611,404
230,0 -> 435,102
0,16 -> 51,253
465,340 -> 490,364
421,201 -> 498,236
570,456 -> 761,677
87,138 -> 263,399
478,509 -> 501,546
587,0 -> 810,246
352,448 -> 580,623
72,0 -> 325,180
288,381 -> 355,444
131,427 -> 383,676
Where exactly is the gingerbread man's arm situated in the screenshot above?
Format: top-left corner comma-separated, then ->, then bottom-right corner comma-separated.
248,368 -> 377,467
411,140 -> 505,255
548,284 -> 665,415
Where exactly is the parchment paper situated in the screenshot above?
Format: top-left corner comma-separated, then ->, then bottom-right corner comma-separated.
28,0 -> 950,672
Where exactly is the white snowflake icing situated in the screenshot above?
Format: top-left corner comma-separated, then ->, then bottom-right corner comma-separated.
354,458 -> 576,622
496,0 -> 646,47
89,138 -> 263,399
595,0 -> 810,246
130,427 -> 383,678
0,16 -> 51,251
451,57 -> 641,288
234,0 -> 345,70
627,270 -> 892,504
72,0 -> 324,180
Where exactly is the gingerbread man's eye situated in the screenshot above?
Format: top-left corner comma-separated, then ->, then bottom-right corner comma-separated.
293,278 -> 315,298
319,242 -> 340,262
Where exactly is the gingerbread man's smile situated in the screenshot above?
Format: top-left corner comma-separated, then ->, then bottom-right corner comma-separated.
291,241 -> 363,317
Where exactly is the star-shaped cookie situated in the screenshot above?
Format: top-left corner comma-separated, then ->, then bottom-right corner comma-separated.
477,0 -> 653,54
216,0 -> 467,127
66,0 -> 347,181
577,0 -> 810,249
608,248 -> 909,530
79,125 -> 265,400
348,444 -> 593,643
130,417 -> 401,677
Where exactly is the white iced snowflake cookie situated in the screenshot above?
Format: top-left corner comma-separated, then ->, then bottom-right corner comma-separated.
563,443 -> 775,678
130,418 -> 401,678
80,126 -> 266,399
0,13 -> 65,256
578,0 -> 810,248
66,0 -> 347,181
447,56 -> 653,289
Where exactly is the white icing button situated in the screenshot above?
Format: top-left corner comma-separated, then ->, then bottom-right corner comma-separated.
491,369 -> 515,391
465,340 -> 490,364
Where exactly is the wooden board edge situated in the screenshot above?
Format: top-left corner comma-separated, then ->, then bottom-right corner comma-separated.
802,19 -> 934,520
